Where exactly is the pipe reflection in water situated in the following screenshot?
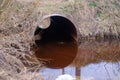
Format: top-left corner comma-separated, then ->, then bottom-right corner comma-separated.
34,42 -> 78,68
40,41 -> 120,80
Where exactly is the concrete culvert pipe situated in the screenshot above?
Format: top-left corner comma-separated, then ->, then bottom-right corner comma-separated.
33,14 -> 78,69
34,14 -> 77,45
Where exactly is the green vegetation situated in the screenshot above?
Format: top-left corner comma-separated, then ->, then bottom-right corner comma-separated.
89,2 -> 99,7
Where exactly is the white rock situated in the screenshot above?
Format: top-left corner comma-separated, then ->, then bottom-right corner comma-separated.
55,74 -> 75,80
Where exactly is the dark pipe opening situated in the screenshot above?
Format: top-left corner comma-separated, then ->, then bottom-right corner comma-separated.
34,15 -> 77,45
34,15 -> 78,68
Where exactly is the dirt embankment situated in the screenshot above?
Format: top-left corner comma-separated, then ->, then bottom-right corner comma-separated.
0,0 -> 120,80
1,0 -> 120,42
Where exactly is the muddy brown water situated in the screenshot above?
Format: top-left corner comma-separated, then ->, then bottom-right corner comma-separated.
34,41 -> 78,68
35,40 -> 120,80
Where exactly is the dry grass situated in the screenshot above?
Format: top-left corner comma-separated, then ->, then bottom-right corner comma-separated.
34,0 -> 120,40
0,33 -> 44,80
0,0 -> 120,80
0,0 -> 44,80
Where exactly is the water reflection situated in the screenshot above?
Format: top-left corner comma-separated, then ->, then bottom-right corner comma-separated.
34,42 -> 78,69
72,40 -> 120,67
39,40 -> 120,80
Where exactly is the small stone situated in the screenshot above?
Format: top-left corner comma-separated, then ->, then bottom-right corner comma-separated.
18,24 -> 22,27
11,43 -> 20,49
